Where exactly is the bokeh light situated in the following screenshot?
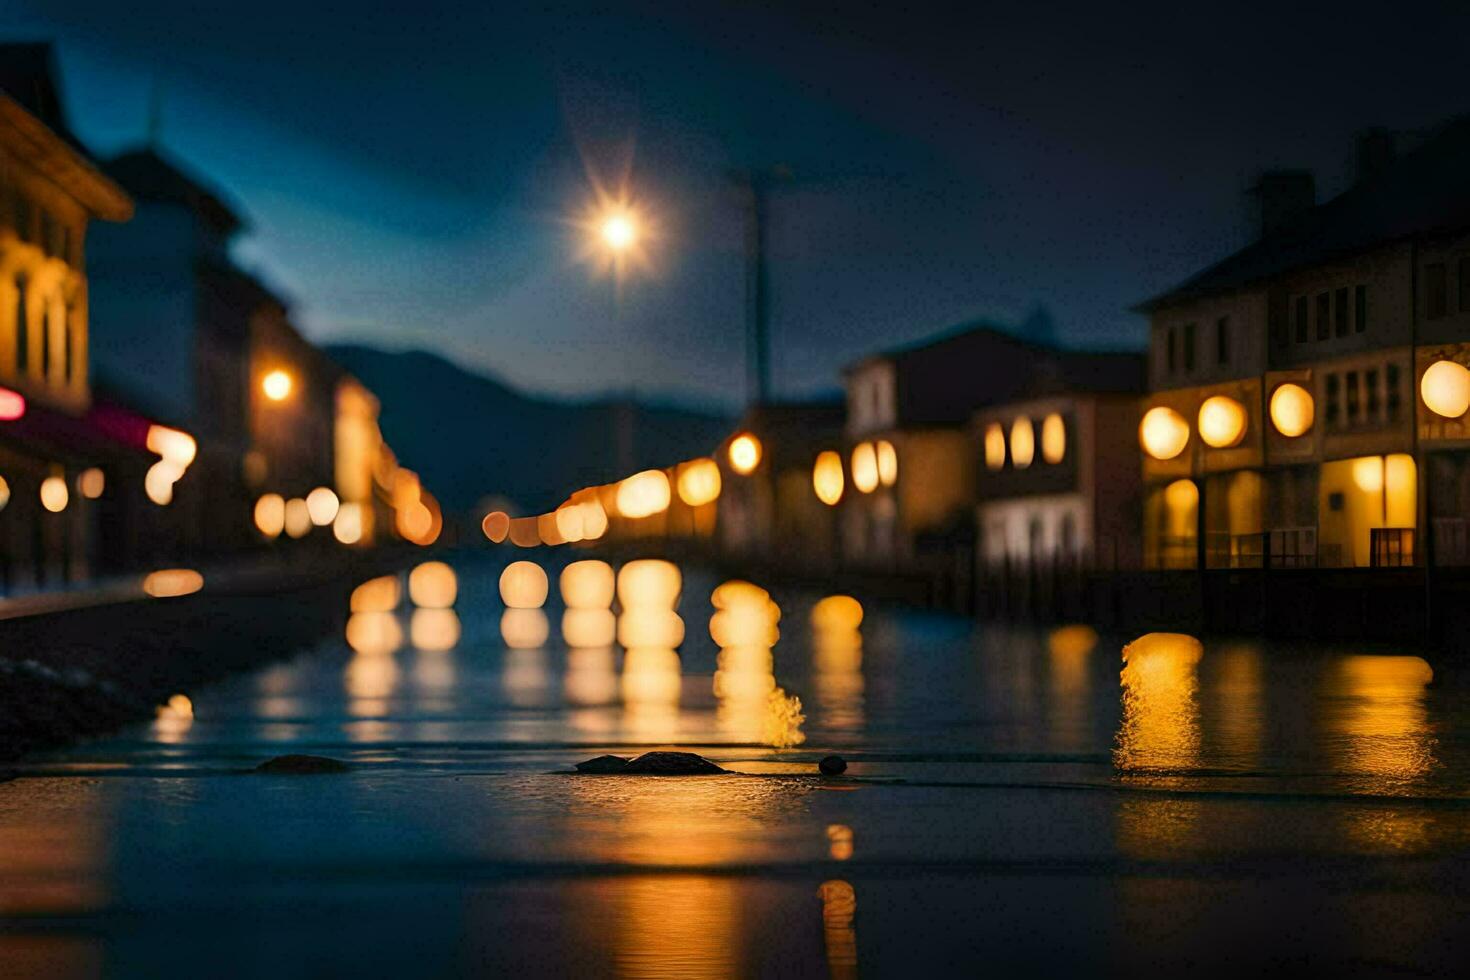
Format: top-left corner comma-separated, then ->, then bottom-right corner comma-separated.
727,432 -> 762,475
850,442 -> 878,494
306,486 -> 340,526
616,469 -> 672,518
813,450 -> 844,506
142,568 -> 204,598
1269,383 -> 1315,437
500,560 -> 549,609
39,474 -> 68,513
254,493 -> 286,538
1140,406 -> 1190,460
1421,359 -> 1470,419
409,561 -> 457,609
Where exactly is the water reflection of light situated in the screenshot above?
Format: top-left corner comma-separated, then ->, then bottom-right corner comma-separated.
1114,632 -> 1203,773
618,560 -> 685,738
563,607 -> 616,648
1208,644 -> 1263,767
410,608 -> 461,651
503,648 -> 552,708
826,823 -> 854,861
1323,655 -> 1435,785
411,646 -> 457,693
346,611 -> 403,657
408,561 -> 457,609
712,580 -> 804,746
819,880 -> 859,980
345,646 -> 399,718
561,559 -> 615,609
565,647 -> 619,706
623,647 -> 682,738
1047,624 -> 1096,750
812,596 -> 864,732
501,608 -> 550,649
153,693 -> 194,742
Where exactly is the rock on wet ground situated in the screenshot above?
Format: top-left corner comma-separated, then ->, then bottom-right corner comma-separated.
575,751 -> 727,775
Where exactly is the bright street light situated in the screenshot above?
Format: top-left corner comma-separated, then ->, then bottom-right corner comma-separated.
600,211 -> 637,252
262,369 -> 293,402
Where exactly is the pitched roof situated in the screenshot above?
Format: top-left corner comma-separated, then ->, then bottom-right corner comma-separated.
1138,115 -> 1470,312
105,148 -> 244,237
0,42 -> 74,140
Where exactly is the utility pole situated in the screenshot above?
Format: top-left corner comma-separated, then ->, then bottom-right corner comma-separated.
734,165 -> 791,407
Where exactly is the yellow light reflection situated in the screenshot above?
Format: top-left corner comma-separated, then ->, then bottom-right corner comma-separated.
711,578 -> 804,747
565,646 -> 618,706
410,608 -> 460,651
1323,655 -> 1435,785
813,596 -> 864,731
819,880 -> 859,980
345,611 -> 403,658
501,608 -> 550,649
154,693 -> 195,741
1114,632 -> 1203,773
728,432 -> 762,475
77,467 -> 105,499
826,824 -> 854,861
564,607 -> 617,647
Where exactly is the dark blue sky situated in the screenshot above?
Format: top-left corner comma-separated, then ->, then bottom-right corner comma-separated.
7,1 -> 1470,408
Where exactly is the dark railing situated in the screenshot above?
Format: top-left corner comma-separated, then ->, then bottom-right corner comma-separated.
1370,527 -> 1415,568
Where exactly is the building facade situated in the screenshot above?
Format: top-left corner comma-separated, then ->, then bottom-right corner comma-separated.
0,44 -> 137,589
1137,123 -> 1470,576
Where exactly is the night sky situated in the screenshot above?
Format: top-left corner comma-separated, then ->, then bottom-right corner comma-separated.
6,1 -> 1470,409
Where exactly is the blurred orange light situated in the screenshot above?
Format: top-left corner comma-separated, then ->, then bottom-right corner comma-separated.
409,561 -> 458,609
676,457 -> 722,507
254,493 -> 286,538
262,369 -> 293,401
482,510 -> 510,543
146,425 -> 197,467
728,433 -> 762,475
616,469 -> 671,518
580,499 -> 609,540
143,568 -> 204,598
306,486 -> 340,525
876,439 -> 898,486
284,497 -> 312,538
813,450 -> 844,506
350,574 -> 400,613
40,474 -> 69,513
508,516 -> 541,547
500,560 -> 549,609
77,467 -> 105,499
145,460 -> 183,505
850,442 -> 878,494
333,502 -> 364,544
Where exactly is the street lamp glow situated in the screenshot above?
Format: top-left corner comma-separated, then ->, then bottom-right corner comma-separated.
600,212 -> 637,251
262,369 -> 293,402
728,433 -> 762,475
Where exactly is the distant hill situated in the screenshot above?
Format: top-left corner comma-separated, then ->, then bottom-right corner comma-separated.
325,344 -> 735,514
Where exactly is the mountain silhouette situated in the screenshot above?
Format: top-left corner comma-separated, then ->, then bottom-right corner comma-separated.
325,345 -> 734,514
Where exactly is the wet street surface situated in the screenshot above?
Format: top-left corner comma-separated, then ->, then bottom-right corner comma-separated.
3,553 -> 1470,977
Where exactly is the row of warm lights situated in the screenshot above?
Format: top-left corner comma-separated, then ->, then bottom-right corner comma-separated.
482,454 -> 730,547
984,414 -> 1066,471
1141,361 -> 1470,462
254,487 -> 369,544
0,466 -> 107,515
811,440 -> 899,507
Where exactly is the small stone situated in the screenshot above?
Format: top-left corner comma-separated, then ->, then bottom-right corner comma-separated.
621,751 -> 727,775
254,754 -> 350,774
575,754 -> 631,774
818,755 -> 847,776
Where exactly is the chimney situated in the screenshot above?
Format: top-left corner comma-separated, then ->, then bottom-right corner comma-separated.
1249,170 -> 1315,239
1354,127 -> 1397,184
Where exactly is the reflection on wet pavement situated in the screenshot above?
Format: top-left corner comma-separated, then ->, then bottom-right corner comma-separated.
2,554 -> 1470,975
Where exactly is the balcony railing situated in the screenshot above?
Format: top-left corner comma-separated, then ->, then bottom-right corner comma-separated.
1370,527 -> 1415,568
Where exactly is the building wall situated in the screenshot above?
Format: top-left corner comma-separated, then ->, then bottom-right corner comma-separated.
1268,243 -> 1412,369
895,427 -> 973,540
1150,290 -> 1267,392
0,149 -> 91,413
844,360 -> 896,439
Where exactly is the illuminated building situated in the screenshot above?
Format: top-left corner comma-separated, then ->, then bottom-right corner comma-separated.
715,398 -> 846,569
1136,122 -> 1470,576
0,44 -> 137,588
842,322 -> 1142,580
970,351 -> 1146,614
